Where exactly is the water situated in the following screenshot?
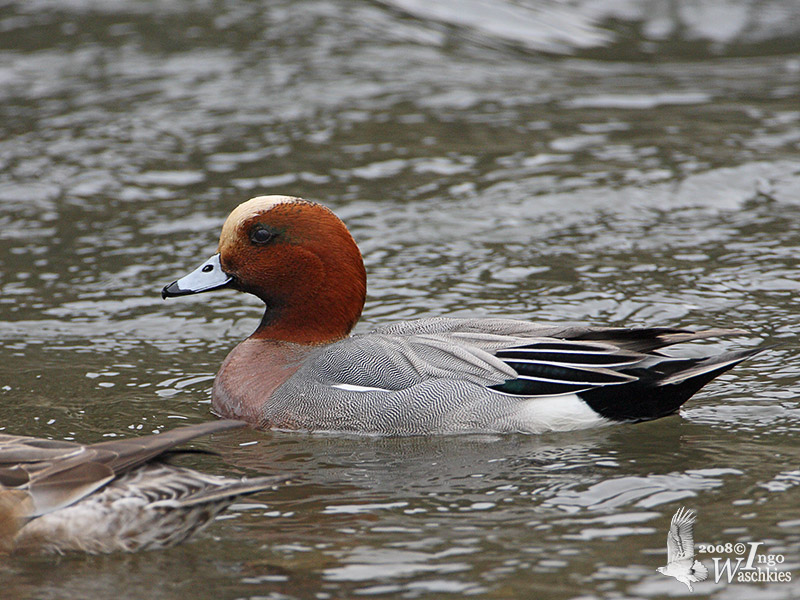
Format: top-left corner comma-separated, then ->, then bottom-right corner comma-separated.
1,0 -> 799,597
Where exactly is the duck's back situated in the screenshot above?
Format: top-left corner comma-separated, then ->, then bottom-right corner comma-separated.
259,317 -> 756,435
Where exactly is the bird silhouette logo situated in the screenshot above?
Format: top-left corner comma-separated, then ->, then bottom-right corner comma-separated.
657,507 -> 709,591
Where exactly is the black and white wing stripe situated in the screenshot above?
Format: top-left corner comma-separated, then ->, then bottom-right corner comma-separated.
487,337 -> 760,423
491,340 -> 641,396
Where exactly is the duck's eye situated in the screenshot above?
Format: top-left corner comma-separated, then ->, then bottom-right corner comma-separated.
250,226 -> 276,245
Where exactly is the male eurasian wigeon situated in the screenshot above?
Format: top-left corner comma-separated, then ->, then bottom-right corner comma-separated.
163,195 -> 761,435
0,420 -> 283,554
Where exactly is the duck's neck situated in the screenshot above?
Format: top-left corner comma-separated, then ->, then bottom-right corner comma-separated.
250,258 -> 366,345
251,300 -> 356,345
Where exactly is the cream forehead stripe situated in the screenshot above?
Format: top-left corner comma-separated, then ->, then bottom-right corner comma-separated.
219,195 -> 301,244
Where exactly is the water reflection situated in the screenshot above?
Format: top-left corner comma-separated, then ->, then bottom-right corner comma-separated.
1,0 -> 799,597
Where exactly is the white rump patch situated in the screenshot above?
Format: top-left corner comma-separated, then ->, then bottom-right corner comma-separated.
514,393 -> 610,433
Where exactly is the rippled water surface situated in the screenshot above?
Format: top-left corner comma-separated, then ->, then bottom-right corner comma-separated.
1,0 -> 799,598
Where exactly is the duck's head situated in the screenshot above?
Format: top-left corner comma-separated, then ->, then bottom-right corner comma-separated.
162,195 -> 367,345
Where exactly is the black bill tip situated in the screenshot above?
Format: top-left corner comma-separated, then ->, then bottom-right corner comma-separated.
162,281 -> 188,299
161,254 -> 233,300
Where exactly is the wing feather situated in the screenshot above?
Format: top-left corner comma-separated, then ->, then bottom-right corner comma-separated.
317,318 -> 753,403
0,420 -> 248,517
667,507 -> 698,562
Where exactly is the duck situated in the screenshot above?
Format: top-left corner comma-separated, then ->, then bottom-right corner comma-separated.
162,195 -> 761,435
0,419 -> 284,554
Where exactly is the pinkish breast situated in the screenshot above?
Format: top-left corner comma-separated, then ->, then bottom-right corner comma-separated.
211,338 -> 315,424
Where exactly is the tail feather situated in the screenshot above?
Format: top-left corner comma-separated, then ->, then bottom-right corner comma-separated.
692,560 -> 709,581
660,348 -> 762,385
91,419 -> 247,474
579,347 -> 762,422
568,327 -> 747,353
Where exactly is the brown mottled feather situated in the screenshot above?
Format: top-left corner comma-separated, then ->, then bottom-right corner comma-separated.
0,420 -> 285,554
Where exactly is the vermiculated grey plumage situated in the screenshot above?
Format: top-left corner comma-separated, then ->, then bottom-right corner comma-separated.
261,317 -> 759,435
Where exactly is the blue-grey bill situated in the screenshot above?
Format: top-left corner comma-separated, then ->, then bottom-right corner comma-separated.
162,253 -> 233,298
